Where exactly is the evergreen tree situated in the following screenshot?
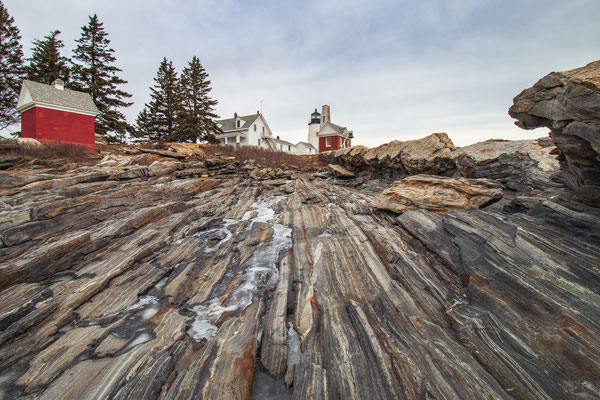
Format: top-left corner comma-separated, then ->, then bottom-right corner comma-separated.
24,30 -> 70,85
71,14 -> 131,142
133,58 -> 181,142
0,1 -> 23,129
177,56 -> 220,143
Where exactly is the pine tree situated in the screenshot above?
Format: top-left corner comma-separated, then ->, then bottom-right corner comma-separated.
71,14 -> 131,143
0,1 -> 23,129
133,58 -> 181,142
24,30 -> 70,85
177,56 -> 220,143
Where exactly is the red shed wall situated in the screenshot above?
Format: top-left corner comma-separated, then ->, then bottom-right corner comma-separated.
20,108 -> 36,139
319,136 -> 341,153
20,107 -> 96,152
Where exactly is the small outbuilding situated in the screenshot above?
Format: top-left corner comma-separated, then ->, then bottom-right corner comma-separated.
16,79 -> 99,151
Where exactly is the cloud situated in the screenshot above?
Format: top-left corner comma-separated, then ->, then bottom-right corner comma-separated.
3,0 -> 599,146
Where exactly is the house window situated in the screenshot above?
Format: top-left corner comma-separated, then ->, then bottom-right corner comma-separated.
258,139 -> 261,146
262,127 -> 265,133
326,137 -> 331,147
237,120 -> 240,128
288,145 -> 291,151
254,124 -> 257,131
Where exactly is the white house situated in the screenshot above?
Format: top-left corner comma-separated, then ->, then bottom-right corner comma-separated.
296,141 -> 317,155
214,111 -> 317,155
214,112 -> 273,147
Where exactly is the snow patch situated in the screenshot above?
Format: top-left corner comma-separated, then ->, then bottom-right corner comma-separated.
189,196 -> 292,342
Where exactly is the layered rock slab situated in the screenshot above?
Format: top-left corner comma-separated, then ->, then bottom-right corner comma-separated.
509,60 -> 600,205
375,174 -> 503,213
0,158 -> 597,399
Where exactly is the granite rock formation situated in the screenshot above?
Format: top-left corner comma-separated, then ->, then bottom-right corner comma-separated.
330,135 -> 561,195
331,133 -> 457,176
375,174 -> 503,214
509,60 -> 600,206
0,141 -> 598,399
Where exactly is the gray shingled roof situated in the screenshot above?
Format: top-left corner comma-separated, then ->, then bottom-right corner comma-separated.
217,114 -> 260,131
317,122 -> 348,136
329,122 -> 347,134
19,80 -> 98,114
296,141 -> 316,149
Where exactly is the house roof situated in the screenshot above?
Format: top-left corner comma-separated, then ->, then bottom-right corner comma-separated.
317,122 -> 350,137
217,113 -> 260,131
296,141 -> 316,149
17,80 -> 98,115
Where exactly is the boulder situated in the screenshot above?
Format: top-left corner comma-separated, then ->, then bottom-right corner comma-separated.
452,138 -> 561,193
16,138 -> 41,147
375,174 -> 503,214
331,133 -> 456,175
94,134 -> 108,145
328,164 -> 355,178
509,60 -> 600,206
136,147 -> 187,159
167,143 -> 206,158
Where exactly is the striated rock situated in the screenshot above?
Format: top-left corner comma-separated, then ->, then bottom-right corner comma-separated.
453,138 -> 561,193
261,179 -> 287,186
375,174 -> 503,214
136,147 -> 187,159
328,163 -> 355,178
332,132 -> 456,175
166,142 -> 206,158
509,60 -> 600,205
0,150 -> 597,399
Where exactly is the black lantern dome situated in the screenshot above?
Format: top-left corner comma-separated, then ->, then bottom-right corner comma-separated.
309,108 -> 321,125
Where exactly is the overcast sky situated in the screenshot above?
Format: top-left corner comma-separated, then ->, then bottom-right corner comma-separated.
4,0 -> 599,147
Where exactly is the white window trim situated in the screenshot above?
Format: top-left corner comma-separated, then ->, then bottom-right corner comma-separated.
326,137 -> 331,147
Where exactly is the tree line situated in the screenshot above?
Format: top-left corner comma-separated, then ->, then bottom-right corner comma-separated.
0,1 -> 219,143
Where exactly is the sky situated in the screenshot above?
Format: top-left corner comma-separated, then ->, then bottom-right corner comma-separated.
3,0 -> 599,147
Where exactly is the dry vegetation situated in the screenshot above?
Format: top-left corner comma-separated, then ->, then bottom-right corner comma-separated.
0,140 -> 90,162
200,144 -> 310,169
138,141 -> 313,170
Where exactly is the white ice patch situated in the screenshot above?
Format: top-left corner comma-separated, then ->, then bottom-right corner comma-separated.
124,332 -> 152,351
154,277 -> 168,290
197,219 -> 237,253
189,196 -> 292,342
126,295 -> 159,313
287,322 -> 302,366
118,295 -> 160,320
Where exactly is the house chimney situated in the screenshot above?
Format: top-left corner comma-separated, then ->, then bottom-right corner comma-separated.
52,79 -> 64,91
277,136 -> 280,140
234,112 -> 238,119
257,110 -> 260,115
321,104 -> 330,125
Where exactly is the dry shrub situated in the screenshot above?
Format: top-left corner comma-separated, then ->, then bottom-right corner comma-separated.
201,144 -> 308,169
0,140 -> 90,162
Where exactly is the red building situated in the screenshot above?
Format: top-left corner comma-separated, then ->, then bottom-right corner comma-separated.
16,79 -> 99,152
307,105 -> 353,153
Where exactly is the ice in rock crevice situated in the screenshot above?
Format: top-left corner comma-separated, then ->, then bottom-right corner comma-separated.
189,196 -> 292,342
199,219 -> 237,253
123,295 -> 160,321
287,322 -> 302,366
123,332 -> 152,352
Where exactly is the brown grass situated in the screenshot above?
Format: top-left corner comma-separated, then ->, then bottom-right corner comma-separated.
0,140 -> 90,162
200,144 -> 309,169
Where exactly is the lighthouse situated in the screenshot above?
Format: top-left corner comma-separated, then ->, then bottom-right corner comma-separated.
306,105 -> 353,153
307,108 -> 321,149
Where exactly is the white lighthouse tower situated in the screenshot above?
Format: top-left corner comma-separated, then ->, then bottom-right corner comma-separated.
307,108 -> 321,149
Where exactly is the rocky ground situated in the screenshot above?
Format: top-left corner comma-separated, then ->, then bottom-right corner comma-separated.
0,62 -> 599,399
